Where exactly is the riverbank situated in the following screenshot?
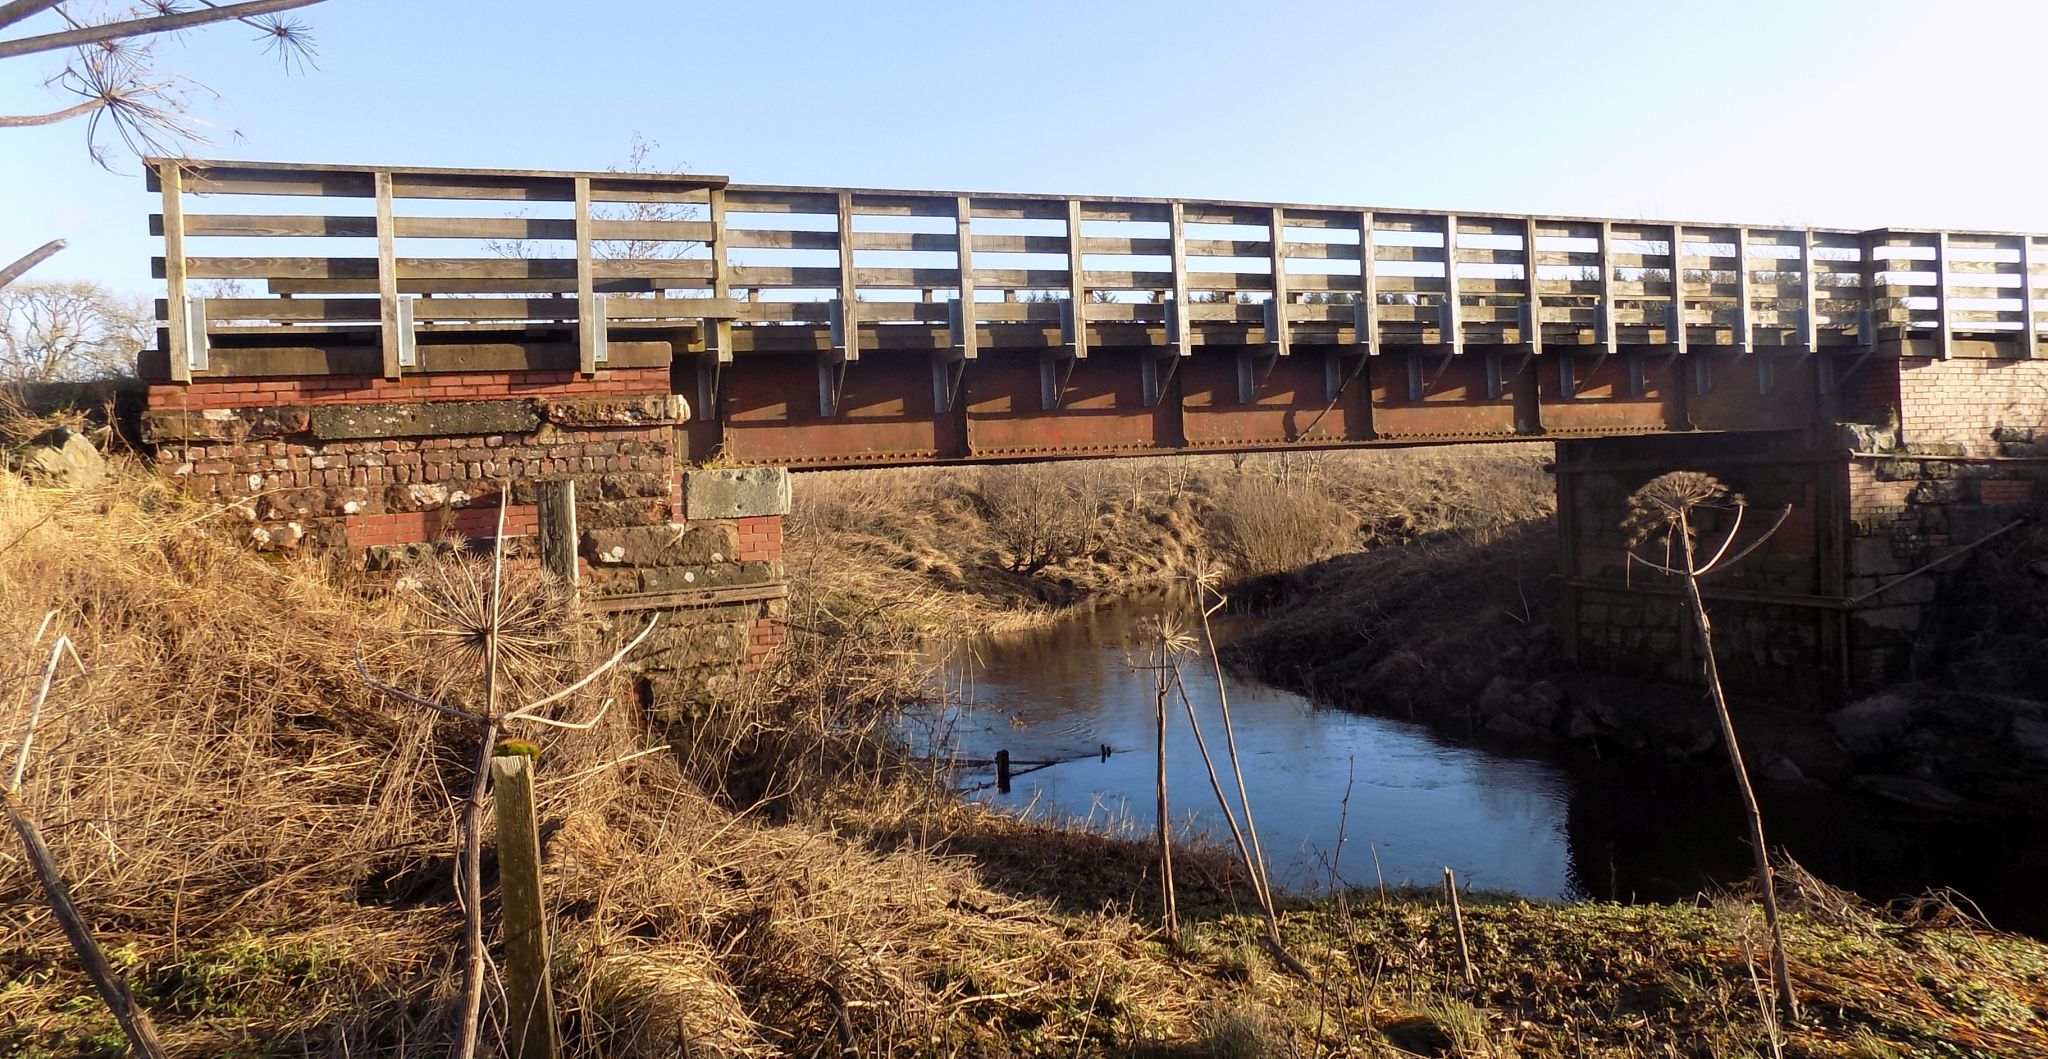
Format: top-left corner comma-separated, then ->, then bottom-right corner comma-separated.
6,454 -> 2045,1056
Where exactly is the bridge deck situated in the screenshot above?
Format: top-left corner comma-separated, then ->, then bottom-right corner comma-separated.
145,159 -> 2046,466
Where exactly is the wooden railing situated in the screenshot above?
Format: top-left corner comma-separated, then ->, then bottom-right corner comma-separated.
149,159 -> 2047,382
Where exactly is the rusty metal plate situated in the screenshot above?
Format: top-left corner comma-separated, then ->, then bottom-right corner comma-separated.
1686,352 -> 1820,433
1180,345 -> 1370,449
1535,347 -> 1686,436
1367,351 -> 1521,440
721,353 -> 955,467
962,348 -> 1175,459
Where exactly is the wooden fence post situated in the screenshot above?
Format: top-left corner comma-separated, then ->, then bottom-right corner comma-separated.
490,752 -> 559,1059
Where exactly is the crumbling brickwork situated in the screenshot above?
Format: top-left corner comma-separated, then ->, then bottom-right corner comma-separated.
141,361 -> 790,695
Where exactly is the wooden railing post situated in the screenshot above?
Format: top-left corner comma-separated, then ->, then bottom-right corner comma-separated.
374,171 -> 402,380
955,196 -> 977,360
490,752 -> 560,1059
1064,198 -> 1089,359
1669,223 -> 1687,357
1357,210 -> 1380,357
1266,206 -> 1291,357
708,187 -> 733,363
1168,201 -> 1192,358
836,191 -> 859,362
1596,219 -> 1616,356
2021,235 -> 2040,359
158,161 -> 192,383
573,176 -> 599,377
1735,227 -> 1755,357
1444,214 -> 1463,356
1933,230 -> 1953,359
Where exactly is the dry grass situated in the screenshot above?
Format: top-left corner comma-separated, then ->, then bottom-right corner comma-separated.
4,451 -> 2043,1058
787,445 -> 1556,639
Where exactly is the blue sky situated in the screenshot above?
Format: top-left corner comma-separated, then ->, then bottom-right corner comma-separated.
5,0 -> 2046,296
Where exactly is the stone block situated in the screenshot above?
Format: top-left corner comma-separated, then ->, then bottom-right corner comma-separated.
582,522 -> 739,566
536,394 -> 688,428
308,400 -> 538,441
683,467 -> 791,519
577,497 -> 673,529
635,560 -> 782,594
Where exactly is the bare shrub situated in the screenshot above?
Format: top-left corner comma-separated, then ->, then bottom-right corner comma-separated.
1206,475 -> 1357,576
977,463 -> 1101,574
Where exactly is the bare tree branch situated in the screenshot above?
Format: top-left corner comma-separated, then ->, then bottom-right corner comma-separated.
0,96 -> 100,125
0,0 -> 325,60
0,238 -> 64,292
0,1 -> 63,32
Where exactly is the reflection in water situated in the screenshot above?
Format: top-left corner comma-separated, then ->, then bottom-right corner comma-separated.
915,598 -> 1575,896
914,598 -> 2048,936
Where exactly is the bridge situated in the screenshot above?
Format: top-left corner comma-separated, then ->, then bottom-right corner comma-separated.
137,159 -> 2048,699
144,159 -> 2044,467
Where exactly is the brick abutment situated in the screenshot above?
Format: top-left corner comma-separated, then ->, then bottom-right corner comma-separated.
143,365 -> 788,698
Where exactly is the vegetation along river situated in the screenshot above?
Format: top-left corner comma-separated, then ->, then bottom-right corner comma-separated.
914,597 -> 2048,935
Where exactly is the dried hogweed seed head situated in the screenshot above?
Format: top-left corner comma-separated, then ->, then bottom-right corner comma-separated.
1621,471 -> 1746,547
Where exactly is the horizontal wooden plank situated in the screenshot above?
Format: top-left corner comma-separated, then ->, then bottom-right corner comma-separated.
726,228 -> 838,250
166,255 -> 713,283
589,218 -> 714,242
974,233 -> 1072,255
168,213 -> 374,238
852,231 -> 958,252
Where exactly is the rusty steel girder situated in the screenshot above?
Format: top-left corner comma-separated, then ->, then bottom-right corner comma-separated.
693,335 -> 1824,468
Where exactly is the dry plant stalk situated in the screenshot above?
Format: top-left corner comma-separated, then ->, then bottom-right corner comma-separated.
1153,570 -> 1308,976
1147,624 -> 1181,936
1623,470 -> 1798,1027
4,617 -> 167,1059
356,490 -> 656,1059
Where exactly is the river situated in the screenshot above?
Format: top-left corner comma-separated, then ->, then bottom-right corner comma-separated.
912,596 -> 2048,934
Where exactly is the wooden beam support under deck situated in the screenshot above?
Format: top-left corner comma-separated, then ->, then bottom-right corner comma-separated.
573,176 -> 598,376
158,160 -> 192,383
375,171 -> 403,380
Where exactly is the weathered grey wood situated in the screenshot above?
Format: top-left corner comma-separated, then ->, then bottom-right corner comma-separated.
837,192 -> 859,361
1934,230 -> 1953,359
1065,198 -> 1090,360
2021,236 -> 2040,358
1669,224 -> 1688,356
1359,210 -> 1380,356
573,177 -> 598,376
1597,220 -> 1617,356
1267,207 -> 1291,357
1522,217 -> 1544,356
490,753 -> 561,1059
708,188 -> 733,363
375,171 -> 403,380
955,196 -> 978,360
535,480 -> 579,593
1799,228 -> 1819,353
1735,227 -> 1755,355
159,162 -> 191,383
1169,202 -> 1192,357
1443,214 -> 1463,356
